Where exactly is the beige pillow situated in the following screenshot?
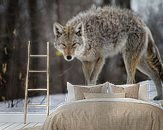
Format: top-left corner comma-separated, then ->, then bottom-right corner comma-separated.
66,82 -> 109,102
110,84 -> 140,99
84,93 -> 125,99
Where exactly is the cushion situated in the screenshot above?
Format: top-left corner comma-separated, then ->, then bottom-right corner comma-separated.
110,84 -> 140,99
138,80 -> 150,101
138,80 -> 163,101
160,100 -> 163,107
84,92 -> 125,99
66,82 -> 109,102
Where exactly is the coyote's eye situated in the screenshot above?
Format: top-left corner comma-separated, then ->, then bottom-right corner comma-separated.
72,43 -> 80,48
60,44 -> 66,48
72,43 -> 77,47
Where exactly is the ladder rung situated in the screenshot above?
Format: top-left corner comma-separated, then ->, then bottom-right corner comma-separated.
30,55 -> 47,57
29,70 -> 47,73
28,88 -> 47,91
28,104 -> 47,107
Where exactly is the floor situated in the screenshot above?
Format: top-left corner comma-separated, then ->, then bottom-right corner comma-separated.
0,122 -> 43,130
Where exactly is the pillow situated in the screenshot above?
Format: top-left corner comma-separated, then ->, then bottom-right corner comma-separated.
110,84 -> 140,99
138,80 -> 163,101
160,100 -> 163,107
84,92 -> 125,99
66,82 -> 109,102
138,80 -> 150,101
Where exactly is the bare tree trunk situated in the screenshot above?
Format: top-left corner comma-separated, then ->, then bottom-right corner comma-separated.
4,0 -> 19,106
103,0 -> 130,9
0,1 -> 8,101
103,0 -> 112,5
115,0 -> 130,9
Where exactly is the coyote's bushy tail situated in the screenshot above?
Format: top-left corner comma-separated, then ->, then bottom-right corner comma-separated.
161,71 -> 163,82
160,64 -> 163,82
146,27 -> 163,82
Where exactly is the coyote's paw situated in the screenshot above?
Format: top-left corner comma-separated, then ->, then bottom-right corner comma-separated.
153,95 -> 162,100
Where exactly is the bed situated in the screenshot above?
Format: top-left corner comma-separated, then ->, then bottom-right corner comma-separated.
23,80 -> 163,130
42,98 -> 163,130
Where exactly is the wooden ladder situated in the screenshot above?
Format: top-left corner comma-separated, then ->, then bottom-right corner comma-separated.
24,41 -> 50,124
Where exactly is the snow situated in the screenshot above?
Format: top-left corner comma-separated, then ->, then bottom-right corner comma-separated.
0,94 -> 66,113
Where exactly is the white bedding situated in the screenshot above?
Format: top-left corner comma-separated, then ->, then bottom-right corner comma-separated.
22,98 -> 163,130
42,98 -> 163,130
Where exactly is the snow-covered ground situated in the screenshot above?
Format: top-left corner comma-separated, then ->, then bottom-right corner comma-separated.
0,94 -> 66,113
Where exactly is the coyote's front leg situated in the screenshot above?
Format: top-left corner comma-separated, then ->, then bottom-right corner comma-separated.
82,57 -> 105,85
82,61 -> 95,85
90,58 -> 105,84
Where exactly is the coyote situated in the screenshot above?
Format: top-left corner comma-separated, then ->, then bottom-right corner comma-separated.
53,6 -> 163,100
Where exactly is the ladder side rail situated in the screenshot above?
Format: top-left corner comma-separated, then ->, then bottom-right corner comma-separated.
24,41 -> 30,124
47,42 -> 50,116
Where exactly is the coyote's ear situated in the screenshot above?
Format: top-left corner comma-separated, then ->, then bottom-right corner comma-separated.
53,23 -> 63,38
75,23 -> 83,36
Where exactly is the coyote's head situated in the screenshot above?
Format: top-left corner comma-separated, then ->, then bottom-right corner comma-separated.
53,23 -> 85,61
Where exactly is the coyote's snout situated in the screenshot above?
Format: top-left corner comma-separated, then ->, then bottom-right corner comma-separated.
62,45 -> 75,61
53,6 -> 163,100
